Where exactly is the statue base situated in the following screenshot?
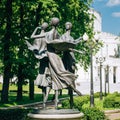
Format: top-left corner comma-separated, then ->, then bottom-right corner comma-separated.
28,108 -> 84,120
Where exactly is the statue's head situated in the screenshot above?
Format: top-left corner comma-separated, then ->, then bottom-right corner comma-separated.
50,17 -> 59,27
41,22 -> 48,30
65,22 -> 72,30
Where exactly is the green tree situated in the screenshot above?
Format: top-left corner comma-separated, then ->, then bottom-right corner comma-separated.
1,0 -> 13,103
1,0 -> 101,103
55,0 -> 96,69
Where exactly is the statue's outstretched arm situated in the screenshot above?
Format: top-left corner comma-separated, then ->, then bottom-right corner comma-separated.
68,48 -> 83,54
74,37 -> 83,44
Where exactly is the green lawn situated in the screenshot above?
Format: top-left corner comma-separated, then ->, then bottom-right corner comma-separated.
0,83 -> 69,108
0,83 -> 41,93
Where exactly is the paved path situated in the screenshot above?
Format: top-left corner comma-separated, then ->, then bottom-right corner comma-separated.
106,112 -> 120,120
105,110 -> 120,120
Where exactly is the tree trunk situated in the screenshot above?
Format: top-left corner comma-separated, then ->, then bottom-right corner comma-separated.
16,65 -> 23,101
1,0 -> 12,103
16,3 -> 24,101
29,79 -> 34,100
28,3 -> 42,100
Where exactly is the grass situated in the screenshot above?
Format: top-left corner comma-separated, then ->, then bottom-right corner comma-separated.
0,83 -> 69,108
0,83 -> 41,93
1,84 -> 120,111
0,83 -> 68,93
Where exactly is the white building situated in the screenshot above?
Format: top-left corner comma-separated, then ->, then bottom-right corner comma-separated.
95,32 -> 120,84
77,9 -> 120,85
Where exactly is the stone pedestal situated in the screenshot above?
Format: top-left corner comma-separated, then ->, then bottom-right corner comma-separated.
28,109 -> 84,120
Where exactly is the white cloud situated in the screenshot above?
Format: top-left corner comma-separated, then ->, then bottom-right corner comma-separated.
112,12 -> 120,17
106,0 -> 120,7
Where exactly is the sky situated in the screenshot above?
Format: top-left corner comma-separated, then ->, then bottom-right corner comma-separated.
92,0 -> 120,36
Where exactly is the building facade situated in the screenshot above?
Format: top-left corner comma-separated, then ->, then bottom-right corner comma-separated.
77,9 -> 120,85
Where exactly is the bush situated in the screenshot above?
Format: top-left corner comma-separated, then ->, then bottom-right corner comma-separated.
62,95 -> 89,111
94,92 -> 100,98
114,97 -> 120,108
73,96 -> 89,111
103,97 -> 115,108
103,92 -> 120,108
82,107 -> 106,120
0,108 -> 30,120
62,95 -> 106,120
61,99 -> 70,109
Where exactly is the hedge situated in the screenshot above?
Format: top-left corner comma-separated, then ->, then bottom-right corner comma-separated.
0,108 -> 30,120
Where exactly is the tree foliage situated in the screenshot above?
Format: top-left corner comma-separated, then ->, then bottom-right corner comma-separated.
0,0 -> 100,102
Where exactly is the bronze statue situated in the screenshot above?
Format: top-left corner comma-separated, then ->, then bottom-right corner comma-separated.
26,22 -> 52,108
26,17 -> 82,109
61,22 -> 77,108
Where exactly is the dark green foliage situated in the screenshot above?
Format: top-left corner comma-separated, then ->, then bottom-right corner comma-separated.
0,108 -> 30,120
82,107 -> 106,120
103,92 -> 120,108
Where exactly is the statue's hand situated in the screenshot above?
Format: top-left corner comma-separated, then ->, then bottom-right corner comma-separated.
36,26 -> 41,29
74,37 -> 82,44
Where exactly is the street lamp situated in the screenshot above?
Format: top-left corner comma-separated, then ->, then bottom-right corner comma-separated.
83,33 -> 99,107
96,56 -> 105,100
104,65 -> 110,96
